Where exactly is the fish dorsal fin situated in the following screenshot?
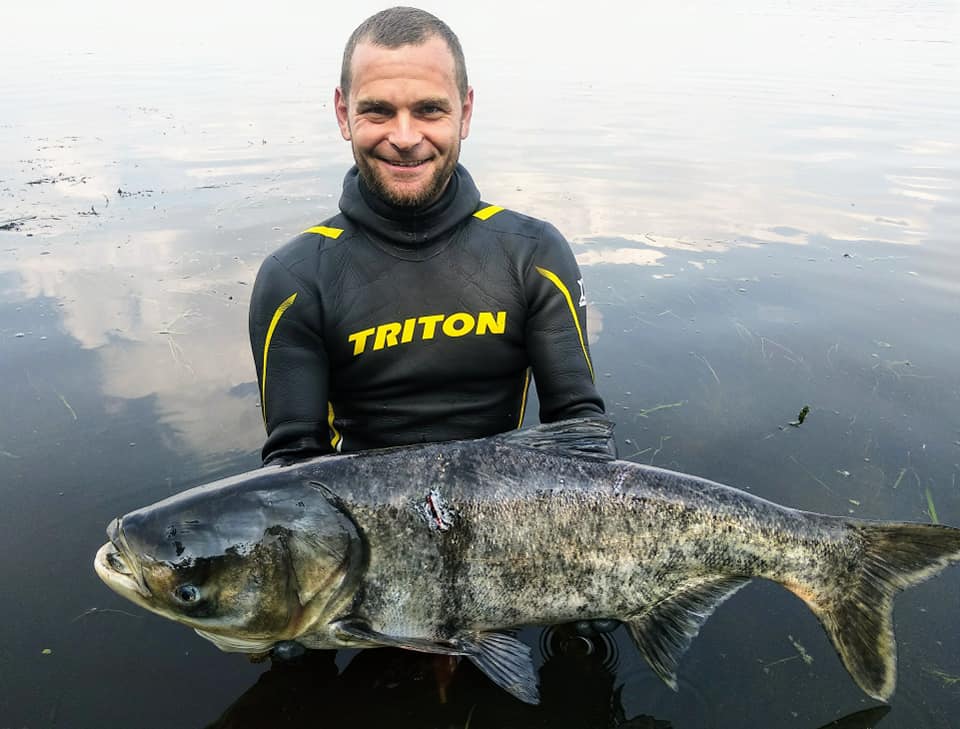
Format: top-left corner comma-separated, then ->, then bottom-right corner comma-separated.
455,631 -> 539,705
498,417 -> 616,461
626,576 -> 750,689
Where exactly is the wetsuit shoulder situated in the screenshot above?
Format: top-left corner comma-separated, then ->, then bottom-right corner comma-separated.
471,202 -> 605,422
470,203 -> 549,239
266,213 -> 354,274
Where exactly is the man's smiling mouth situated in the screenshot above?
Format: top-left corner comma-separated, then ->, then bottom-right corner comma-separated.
380,158 -> 430,168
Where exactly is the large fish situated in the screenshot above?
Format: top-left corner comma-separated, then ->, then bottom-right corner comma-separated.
94,418 -> 960,704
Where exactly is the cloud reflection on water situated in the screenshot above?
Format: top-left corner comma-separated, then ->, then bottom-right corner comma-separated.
8,221 -> 265,456
2,4 -> 960,728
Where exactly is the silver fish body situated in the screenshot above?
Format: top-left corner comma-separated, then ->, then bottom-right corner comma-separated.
94,419 -> 960,704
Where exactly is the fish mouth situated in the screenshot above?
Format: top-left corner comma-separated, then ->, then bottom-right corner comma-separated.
94,518 -> 151,600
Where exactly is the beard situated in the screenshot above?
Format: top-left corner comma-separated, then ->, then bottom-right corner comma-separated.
354,142 -> 460,210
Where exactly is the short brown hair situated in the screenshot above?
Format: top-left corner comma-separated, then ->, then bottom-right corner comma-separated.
340,7 -> 469,101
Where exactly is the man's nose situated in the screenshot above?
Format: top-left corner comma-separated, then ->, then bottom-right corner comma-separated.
388,112 -> 422,150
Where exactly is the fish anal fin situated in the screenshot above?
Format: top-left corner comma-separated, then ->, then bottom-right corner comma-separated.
626,576 -> 750,689
454,630 -> 540,705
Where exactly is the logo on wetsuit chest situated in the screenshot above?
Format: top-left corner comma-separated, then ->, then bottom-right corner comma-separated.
347,311 -> 507,356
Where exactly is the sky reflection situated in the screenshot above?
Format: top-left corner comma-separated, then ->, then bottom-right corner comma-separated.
2,3 -> 960,728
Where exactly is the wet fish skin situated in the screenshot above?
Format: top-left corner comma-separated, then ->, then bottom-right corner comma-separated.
94,418 -> 960,704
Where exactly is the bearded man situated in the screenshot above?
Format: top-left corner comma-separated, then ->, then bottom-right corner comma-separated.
249,6 -> 605,465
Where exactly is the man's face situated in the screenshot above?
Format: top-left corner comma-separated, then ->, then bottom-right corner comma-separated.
335,37 -> 473,209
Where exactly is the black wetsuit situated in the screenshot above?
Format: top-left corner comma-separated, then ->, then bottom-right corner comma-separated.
249,164 -> 604,464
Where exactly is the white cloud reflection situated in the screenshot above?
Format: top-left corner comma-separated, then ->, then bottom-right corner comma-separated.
10,224 -> 265,456
576,248 -> 667,267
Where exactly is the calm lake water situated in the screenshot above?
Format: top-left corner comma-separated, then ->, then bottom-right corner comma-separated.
2,1 -> 958,727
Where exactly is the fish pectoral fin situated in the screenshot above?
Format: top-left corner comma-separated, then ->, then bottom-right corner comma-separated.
452,631 -> 540,705
331,618 -> 469,655
193,628 -> 277,654
626,576 -> 750,690
333,621 -> 539,704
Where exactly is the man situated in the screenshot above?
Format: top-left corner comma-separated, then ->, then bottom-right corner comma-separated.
249,6 -> 605,465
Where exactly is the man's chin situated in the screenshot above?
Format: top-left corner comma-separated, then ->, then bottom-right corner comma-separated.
369,175 -> 446,209
386,189 -> 438,209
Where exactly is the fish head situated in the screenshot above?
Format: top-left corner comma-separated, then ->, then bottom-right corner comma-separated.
94,468 -> 364,651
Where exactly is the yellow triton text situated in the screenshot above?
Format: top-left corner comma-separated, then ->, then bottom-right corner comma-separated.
348,311 -> 507,356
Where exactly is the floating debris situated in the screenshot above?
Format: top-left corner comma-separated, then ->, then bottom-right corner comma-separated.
0,215 -> 37,231
926,488 -> 939,524
26,174 -> 87,186
789,634 -> 814,665
70,606 -> 142,623
788,405 -> 810,427
636,401 -> 685,418
57,394 -> 78,421
926,667 -> 960,686
788,455 -> 833,494
762,654 -> 799,673
692,353 -> 720,384
117,187 -> 154,198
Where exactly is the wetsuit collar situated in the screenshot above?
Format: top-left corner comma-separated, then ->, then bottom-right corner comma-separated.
339,164 -> 482,247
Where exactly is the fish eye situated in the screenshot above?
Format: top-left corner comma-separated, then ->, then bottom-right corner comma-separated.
173,585 -> 200,603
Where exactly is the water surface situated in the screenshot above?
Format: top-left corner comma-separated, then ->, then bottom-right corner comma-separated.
1,2 -> 958,727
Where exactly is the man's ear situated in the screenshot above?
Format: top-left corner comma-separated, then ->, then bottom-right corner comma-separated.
335,87 -> 351,141
459,86 -> 474,140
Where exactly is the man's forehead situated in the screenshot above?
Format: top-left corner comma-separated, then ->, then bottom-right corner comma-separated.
349,37 -> 458,93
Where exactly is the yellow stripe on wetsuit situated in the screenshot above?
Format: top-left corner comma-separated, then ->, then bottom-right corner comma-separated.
473,205 -> 504,220
534,267 -> 595,381
516,367 -> 531,428
261,293 -> 298,423
328,402 -> 342,451
302,226 -> 344,238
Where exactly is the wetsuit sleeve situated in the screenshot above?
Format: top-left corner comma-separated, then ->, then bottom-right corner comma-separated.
249,255 -> 333,464
524,223 -> 606,421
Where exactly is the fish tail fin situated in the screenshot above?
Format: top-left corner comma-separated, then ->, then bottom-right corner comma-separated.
787,521 -> 960,701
